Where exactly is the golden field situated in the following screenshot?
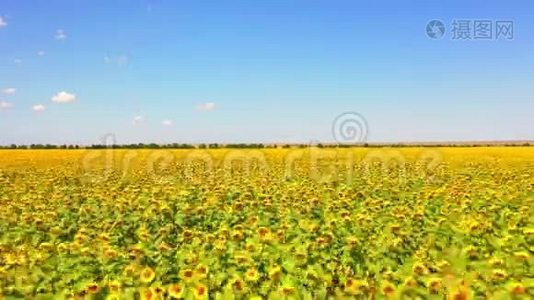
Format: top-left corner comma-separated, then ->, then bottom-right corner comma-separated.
0,147 -> 533,299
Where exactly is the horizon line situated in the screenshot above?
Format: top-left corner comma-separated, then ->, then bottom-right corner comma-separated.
0,139 -> 533,148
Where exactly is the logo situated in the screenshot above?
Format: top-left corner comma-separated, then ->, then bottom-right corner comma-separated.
426,20 -> 446,39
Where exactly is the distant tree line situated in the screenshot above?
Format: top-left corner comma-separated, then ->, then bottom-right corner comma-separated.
0,142 -> 531,149
0,143 -> 272,149
0,144 -> 81,149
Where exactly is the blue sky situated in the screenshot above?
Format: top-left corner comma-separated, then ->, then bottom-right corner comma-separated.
0,0 -> 533,145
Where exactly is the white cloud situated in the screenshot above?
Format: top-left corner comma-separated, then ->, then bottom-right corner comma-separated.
197,102 -> 216,111
0,17 -> 7,28
2,88 -> 16,95
32,104 -> 45,112
0,101 -> 12,109
116,55 -> 128,66
51,91 -> 76,103
162,120 -> 173,126
37,51 -> 45,57
55,29 -> 66,40
132,115 -> 144,125
104,54 -> 129,66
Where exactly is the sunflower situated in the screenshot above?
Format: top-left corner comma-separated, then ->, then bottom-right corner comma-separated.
508,281 -> 526,295
158,225 -> 172,236
214,240 -> 226,253
340,210 -> 351,221
279,221 -> 292,230
106,293 -> 121,300
137,227 -> 151,242
390,223 -> 402,234
427,278 -> 442,294
140,267 -> 156,283
522,228 -> 534,237
204,233 -> 215,242
304,268 -> 320,282
104,248 -> 119,259
245,242 -> 259,253
315,236 -> 328,246
257,227 -> 270,238
85,282 -> 100,294
157,242 -> 172,252
448,284 -> 471,300
513,251 -> 529,262
245,267 -> 260,282
233,253 -> 251,265
129,244 -> 145,260
435,260 -> 450,272
346,236 -> 360,248
380,281 -> 396,297
230,277 -> 247,294
153,285 -> 165,298
276,229 -> 285,242
231,230 -> 244,241
269,266 -> 282,281
248,216 -> 259,226
108,280 -> 121,293
99,233 -> 111,243
192,283 -> 208,300
462,245 -> 478,259
124,264 -> 137,277
492,269 -> 507,281
57,243 -> 70,254
279,285 -> 296,296
182,229 -> 194,240
294,249 -> 308,265
80,247 -> 92,257
70,239 -> 82,252
488,257 -> 504,267
140,287 -> 155,300
195,264 -> 208,280
412,262 -> 428,276
168,283 -> 184,299
183,251 -> 199,265
38,242 -> 53,251
219,227 -> 230,238
74,232 -> 88,244
180,269 -> 195,283
159,204 -> 172,215
344,278 -> 367,295
403,277 -> 418,288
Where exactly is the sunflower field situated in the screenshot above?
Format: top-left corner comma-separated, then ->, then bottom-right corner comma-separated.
0,147 -> 533,299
